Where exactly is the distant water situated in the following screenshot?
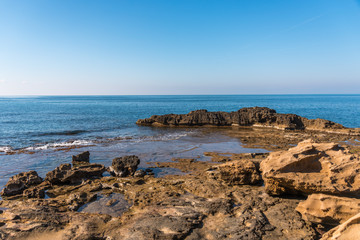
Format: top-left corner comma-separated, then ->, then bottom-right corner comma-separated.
0,95 -> 360,189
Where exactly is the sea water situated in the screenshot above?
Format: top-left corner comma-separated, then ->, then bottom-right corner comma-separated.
0,95 -> 359,189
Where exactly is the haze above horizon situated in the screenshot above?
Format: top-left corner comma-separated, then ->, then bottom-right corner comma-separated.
0,0 -> 359,95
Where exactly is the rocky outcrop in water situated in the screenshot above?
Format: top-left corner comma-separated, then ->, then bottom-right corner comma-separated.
136,107 -> 360,134
260,139 -> 360,197
0,171 -> 43,197
108,155 -> 140,177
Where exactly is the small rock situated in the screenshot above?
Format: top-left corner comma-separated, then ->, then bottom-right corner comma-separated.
106,199 -> 118,206
217,160 -> 261,185
108,155 -> 140,177
72,151 -> 90,165
134,169 -> 146,178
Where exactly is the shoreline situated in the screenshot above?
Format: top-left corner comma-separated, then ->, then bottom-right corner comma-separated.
1,109 -> 360,239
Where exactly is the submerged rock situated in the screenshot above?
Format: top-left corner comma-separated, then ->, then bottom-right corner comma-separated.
108,155 -> 140,177
260,139 -> 360,197
0,171 -> 43,197
72,151 -> 90,165
136,107 -> 356,134
45,163 -> 105,185
296,194 -> 360,226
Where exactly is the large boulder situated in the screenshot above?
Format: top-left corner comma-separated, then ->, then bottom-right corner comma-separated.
0,171 -> 43,197
45,163 -> 105,185
260,139 -> 360,197
108,155 -> 140,177
72,151 -> 90,165
217,160 -> 261,185
321,212 -> 360,240
296,194 -> 360,226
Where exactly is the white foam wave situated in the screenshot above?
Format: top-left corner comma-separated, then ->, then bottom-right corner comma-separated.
25,140 -> 94,151
0,146 -> 13,153
135,132 -> 193,143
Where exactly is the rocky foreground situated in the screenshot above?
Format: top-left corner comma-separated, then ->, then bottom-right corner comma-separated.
1,109 -> 360,240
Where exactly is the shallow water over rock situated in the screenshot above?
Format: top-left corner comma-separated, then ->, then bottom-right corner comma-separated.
78,193 -> 131,217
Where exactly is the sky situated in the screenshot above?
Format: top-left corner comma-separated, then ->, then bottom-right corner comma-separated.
0,0 -> 359,95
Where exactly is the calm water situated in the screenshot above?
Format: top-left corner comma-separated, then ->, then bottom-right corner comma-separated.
0,95 -> 360,189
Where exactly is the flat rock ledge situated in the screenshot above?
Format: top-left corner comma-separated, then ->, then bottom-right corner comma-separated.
136,107 -> 360,135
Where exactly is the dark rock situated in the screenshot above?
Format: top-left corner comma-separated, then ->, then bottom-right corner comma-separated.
136,107 -> 347,132
45,163 -> 106,185
72,151 -> 90,165
0,171 -> 43,197
134,169 -> 146,178
23,187 -> 45,199
108,155 -> 140,177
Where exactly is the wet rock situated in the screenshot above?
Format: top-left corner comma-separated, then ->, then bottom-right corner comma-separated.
0,171 -> 43,197
72,151 -> 90,165
45,163 -> 106,185
66,191 -> 97,211
217,160 -> 261,185
134,169 -> 146,178
296,193 -> 360,226
108,155 -> 140,177
260,139 -> 360,197
136,107 -> 352,133
321,212 -> 360,240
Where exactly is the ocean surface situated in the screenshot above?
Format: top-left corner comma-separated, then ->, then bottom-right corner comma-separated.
1,95 -> 360,189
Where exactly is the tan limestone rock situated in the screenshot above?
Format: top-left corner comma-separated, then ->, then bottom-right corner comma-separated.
321,212 -> 360,240
260,139 -> 360,197
296,194 -> 360,226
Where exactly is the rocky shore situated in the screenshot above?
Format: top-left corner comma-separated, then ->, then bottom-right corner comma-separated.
1,108 -> 360,240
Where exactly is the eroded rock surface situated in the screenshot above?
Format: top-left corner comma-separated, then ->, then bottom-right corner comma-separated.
216,159 -> 261,185
136,107 -> 359,134
260,139 -> 360,197
0,171 -> 43,197
296,194 -> 360,226
108,155 -> 140,177
45,163 -> 106,185
321,212 -> 360,240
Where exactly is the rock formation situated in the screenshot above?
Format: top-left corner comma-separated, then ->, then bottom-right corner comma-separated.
136,107 -> 360,134
45,163 -> 106,185
0,171 -> 43,197
296,194 -> 360,226
108,155 -> 140,177
260,139 -> 360,197
321,212 -> 360,240
216,159 -> 261,185
72,151 -> 90,165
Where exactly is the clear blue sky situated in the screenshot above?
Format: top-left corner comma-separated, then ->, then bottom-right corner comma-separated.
0,0 -> 359,95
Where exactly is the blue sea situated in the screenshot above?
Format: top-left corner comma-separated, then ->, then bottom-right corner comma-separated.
1,95 -> 360,189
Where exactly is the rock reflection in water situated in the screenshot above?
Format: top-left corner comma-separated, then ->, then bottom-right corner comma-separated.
78,193 -> 131,217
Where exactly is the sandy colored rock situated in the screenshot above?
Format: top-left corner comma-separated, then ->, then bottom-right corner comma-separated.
296,194 -> 360,226
217,159 -> 261,185
0,171 -> 43,197
321,212 -> 360,240
260,139 -> 360,197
